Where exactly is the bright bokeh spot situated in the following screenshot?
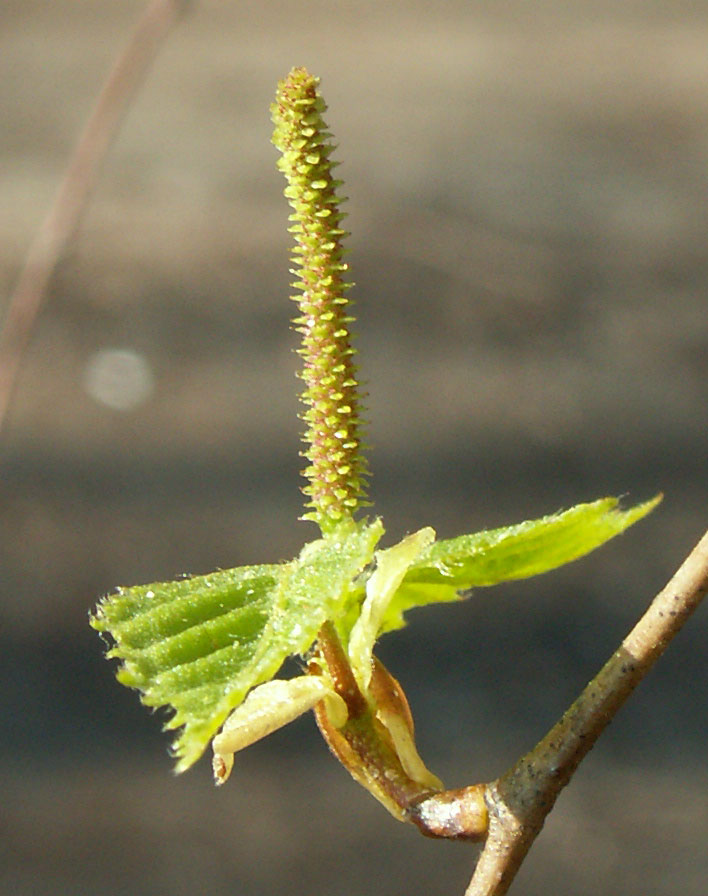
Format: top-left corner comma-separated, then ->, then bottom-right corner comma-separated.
83,347 -> 154,411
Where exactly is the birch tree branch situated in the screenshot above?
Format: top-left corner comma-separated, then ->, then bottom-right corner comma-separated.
465,526 -> 708,896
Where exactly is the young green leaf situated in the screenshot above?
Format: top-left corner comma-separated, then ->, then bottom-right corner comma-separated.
91,517 -> 383,771
381,496 -> 661,635
212,674 -> 348,784
348,527 -> 435,692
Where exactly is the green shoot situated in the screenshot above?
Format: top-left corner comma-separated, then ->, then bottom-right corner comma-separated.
91,67 -> 660,832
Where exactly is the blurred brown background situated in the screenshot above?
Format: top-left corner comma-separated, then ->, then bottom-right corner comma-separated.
1,1 -> 707,894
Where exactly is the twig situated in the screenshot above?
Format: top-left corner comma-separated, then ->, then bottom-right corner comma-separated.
0,0 -> 192,433
465,526 -> 708,896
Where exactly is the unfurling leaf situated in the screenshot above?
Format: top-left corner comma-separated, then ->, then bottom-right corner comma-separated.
383,495 -> 662,635
348,527 -> 435,691
212,675 -> 348,784
91,517 -> 382,771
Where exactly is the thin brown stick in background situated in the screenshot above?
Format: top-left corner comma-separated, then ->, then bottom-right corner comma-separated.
0,0 -> 193,433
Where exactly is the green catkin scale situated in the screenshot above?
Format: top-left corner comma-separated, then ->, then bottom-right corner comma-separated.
271,67 -> 369,533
